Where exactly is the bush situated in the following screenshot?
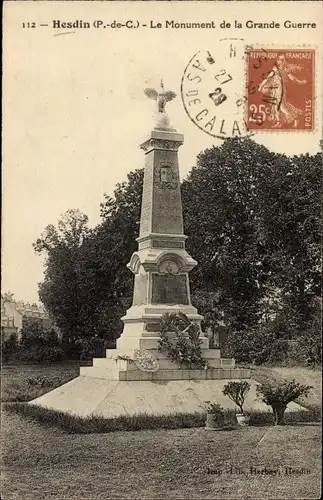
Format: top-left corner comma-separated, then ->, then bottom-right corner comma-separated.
18,321 -> 64,363
256,379 -> 313,425
290,333 -> 321,369
224,324 -> 277,365
75,337 -> 106,362
223,320 -> 293,365
1,333 -> 19,362
2,373 -> 77,402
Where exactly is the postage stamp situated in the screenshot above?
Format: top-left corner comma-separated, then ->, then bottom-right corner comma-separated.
246,48 -> 315,131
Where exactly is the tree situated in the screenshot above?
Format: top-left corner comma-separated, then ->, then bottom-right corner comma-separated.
34,140 -> 320,356
254,151 -> 321,333
222,381 -> 251,414
34,172 -> 144,354
34,209 -> 93,353
97,168 -> 144,310
182,138 -> 321,334
182,138 -> 284,330
2,292 -> 15,302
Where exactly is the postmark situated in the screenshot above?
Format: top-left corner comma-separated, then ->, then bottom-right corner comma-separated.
181,39 -> 253,139
246,48 -> 315,131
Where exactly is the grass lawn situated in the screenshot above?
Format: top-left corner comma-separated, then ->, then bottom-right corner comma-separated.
1,363 -> 80,402
1,364 -> 322,498
1,408 -> 321,500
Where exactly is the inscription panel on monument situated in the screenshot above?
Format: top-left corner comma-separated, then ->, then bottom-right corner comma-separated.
151,273 -> 189,305
152,150 -> 183,235
152,239 -> 184,249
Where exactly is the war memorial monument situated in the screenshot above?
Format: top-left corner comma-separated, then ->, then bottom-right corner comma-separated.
31,83 -> 251,418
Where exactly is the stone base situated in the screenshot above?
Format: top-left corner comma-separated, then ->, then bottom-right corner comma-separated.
27,345 -> 254,418
78,347 -> 247,381
29,376 -> 304,419
80,366 -> 250,381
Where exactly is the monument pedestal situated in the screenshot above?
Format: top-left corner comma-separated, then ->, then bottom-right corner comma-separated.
79,347 -> 250,381
29,87 -> 250,418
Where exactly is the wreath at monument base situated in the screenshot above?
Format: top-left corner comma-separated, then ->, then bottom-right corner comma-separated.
158,312 -> 209,370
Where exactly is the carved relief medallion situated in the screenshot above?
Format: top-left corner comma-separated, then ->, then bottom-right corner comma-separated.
133,349 -> 159,372
155,161 -> 178,189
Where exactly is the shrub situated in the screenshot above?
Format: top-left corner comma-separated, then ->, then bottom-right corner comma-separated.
1,333 -> 19,362
74,336 -> 106,362
224,324 -> 276,365
222,381 -> 251,414
256,379 -> 313,425
18,321 -> 64,363
290,333 -> 322,369
2,373 -> 76,402
223,320 -> 294,365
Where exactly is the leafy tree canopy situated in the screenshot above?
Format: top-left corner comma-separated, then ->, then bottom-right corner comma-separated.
34,139 -> 321,353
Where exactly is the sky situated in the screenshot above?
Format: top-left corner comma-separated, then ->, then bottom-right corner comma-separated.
3,1 -> 322,303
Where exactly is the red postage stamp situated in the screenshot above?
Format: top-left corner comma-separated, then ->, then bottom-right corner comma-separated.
246,48 -> 315,131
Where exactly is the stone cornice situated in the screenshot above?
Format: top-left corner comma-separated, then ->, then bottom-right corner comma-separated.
137,233 -> 188,243
140,137 -> 183,153
140,129 -> 184,153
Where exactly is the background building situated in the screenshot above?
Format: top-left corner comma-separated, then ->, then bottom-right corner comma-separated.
1,293 -> 52,341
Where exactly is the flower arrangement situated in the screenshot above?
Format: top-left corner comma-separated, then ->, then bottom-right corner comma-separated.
158,312 -> 209,369
204,401 -> 225,415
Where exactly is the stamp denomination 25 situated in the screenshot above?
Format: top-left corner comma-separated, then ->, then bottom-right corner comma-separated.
246,48 -> 315,131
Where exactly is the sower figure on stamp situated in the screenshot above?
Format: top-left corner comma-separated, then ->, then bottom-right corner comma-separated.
258,54 -> 307,128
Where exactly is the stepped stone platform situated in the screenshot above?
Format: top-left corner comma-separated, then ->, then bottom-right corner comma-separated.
79,348 -> 250,381
29,371 -> 304,419
29,346 -> 253,418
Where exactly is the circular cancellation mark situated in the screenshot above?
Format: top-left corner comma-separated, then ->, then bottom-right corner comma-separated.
181,39 -> 254,140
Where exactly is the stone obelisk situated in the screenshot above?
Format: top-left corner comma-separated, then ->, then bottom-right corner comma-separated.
117,81 -> 207,352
